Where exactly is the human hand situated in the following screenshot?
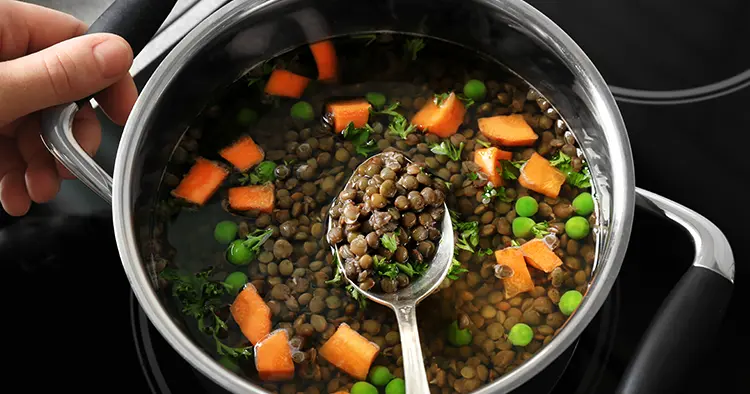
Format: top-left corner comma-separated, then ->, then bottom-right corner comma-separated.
0,1 -> 138,216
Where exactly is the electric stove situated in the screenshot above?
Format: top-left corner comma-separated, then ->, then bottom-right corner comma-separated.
3,0 -> 747,392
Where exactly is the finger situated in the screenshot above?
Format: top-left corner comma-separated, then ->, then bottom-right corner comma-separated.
55,105 -> 101,180
0,136 -> 26,184
0,33 -> 134,126
95,74 -> 138,126
16,115 -> 61,203
0,1 -> 87,61
0,170 -> 31,216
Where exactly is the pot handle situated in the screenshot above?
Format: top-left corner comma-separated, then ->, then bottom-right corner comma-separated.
617,187 -> 735,394
40,0 -> 177,204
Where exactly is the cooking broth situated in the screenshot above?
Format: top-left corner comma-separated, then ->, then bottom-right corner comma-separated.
154,33 -> 598,394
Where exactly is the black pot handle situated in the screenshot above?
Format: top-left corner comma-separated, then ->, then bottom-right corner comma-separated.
40,0 -> 177,203
76,0 -> 178,106
617,188 -> 735,394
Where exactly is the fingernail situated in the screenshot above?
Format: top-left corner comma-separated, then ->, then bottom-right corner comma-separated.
93,37 -> 131,79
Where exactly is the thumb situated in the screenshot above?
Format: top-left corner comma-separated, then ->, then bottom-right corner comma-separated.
0,33 -> 133,127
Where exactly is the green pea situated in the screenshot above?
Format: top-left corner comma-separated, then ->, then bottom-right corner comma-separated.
463,79 -> 487,101
447,320 -> 473,347
351,381 -> 378,394
385,378 -> 406,394
565,216 -> 590,240
227,240 -> 252,265
559,290 -> 583,316
236,108 -> 258,126
224,271 -> 248,295
218,355 -> 240,373
512,217 -> 536,238
368,365 -> 394,386
366,92 -> 386,109
572,192 -> 594,216
291,101 -> 314,121
515,196 -> 538,217
214,220 -> 238,244
508,323 -> 533,347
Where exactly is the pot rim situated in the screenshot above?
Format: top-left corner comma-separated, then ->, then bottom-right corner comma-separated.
112,0 -> 635,392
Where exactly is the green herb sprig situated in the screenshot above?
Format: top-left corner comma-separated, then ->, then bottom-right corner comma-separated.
370,102 -> 416,140
160,267 -> 253,359
430,141 -> 464,161
342,122 -> 378,157
404,38 -> 425,61
549,152 -> 591,188
239,160 -> 276,185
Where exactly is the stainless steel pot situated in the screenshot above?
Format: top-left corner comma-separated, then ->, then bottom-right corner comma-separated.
40,0 -> 735,393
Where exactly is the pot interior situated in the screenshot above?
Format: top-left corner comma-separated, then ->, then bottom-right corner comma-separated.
123,0 -> 633,393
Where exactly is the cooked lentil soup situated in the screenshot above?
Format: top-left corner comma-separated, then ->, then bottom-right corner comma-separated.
155,34 -> 599,394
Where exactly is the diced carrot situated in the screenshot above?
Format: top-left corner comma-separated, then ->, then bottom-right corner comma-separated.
254,329 -> 294,381
264,69 -> 310,98
170,157 -> 228,205
219,135 -> 265,172
326,99 -> 372,133
230,283 -> 271,345
478,114 -> 539,146
310,40 -> 338,81
518,152 -> 567,198
228,184 -> 275,213
411,92 -> 466,138
495,247 -> 534,299
474,147 -> 505,187
319,322 -> 380,380
520,238 -> 563,273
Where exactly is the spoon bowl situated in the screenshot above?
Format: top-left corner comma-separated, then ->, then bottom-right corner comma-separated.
326,151 -> 455,394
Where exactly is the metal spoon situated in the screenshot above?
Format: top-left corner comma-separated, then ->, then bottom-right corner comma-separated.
327,151 -> 455,394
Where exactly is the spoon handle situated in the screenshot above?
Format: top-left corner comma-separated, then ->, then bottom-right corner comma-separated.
394,305 -> 430,394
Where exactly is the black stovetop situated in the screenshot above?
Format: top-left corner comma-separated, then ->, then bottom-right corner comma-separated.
3,0 -> 748,392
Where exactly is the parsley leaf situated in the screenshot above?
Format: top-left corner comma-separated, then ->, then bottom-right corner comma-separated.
511,239 -> 520,247
380,232 -> 399,252
434,92 -> 474,108
346,284 -> 368,310
456,93 -> 475,109
453,219 -> 479,253
371,102 -> 416,140
342,122 -> 378,157
447,257 -> 469,280
430,141 -> 464,161
374,256 -> 399,279
499,160 -> 522,180
388,115 -> 417,139
481,184 -> 513,204
530,221 -> 550,238
567,166 -> 592,188
549,152 -> 571,167
476,139 -> 492,148
479,248 -> 494,256
403,38 -> 425,61
467,172 -> 479,181
433,93 -> 450,106
549,152 -> 592,188
239,160 -> 276,185
160,267 -> 253,360
325,255 -> 344,286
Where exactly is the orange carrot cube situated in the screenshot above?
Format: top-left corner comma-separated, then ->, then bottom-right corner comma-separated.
478,114 -> 538,146
170,157 -> 228,205
518,153 -> 567,198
